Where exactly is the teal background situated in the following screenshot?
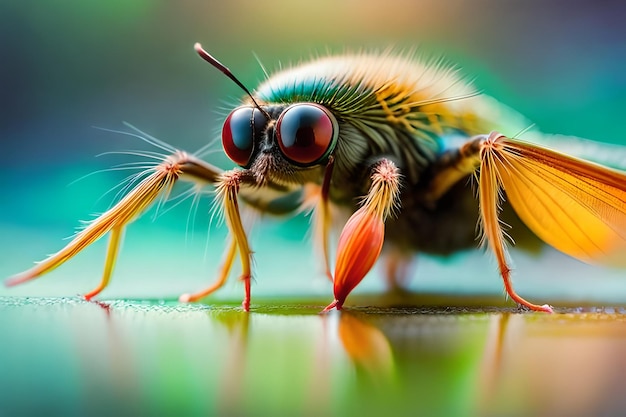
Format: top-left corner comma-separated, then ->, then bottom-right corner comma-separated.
1,1 -> 626,302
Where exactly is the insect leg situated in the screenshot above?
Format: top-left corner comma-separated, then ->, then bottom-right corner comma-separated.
178,238 -> 236,303
479,133 -> 552,312
426,133 -> 553,312
214,170 -> 256,311
424,136 -> 483,204
381,247 -> 415,292
83,225 -> 123,300
6,151 -> 223,300
313,157 -> 336,281
322,159 -> 401,312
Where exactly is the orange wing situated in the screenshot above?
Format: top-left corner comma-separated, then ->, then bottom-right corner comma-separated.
491,136 -> 626,267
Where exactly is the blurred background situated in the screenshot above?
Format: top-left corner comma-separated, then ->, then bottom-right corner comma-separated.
1,0 -> 625,302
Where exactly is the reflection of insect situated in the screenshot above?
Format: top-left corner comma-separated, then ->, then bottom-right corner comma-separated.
7,43 -> 626,312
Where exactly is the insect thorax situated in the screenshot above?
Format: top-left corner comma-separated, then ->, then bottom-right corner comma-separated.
253,53 -> 491,207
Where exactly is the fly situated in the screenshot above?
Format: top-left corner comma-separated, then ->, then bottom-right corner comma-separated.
7,43 -> 626,313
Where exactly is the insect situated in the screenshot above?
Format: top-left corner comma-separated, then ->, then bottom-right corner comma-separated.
6,43 -> 626,312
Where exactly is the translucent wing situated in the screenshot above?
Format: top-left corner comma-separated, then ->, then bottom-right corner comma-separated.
493,136 -> 626,267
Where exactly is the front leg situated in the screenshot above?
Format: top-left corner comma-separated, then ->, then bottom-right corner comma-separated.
214,170 -> 256,311
5,151 -> 255,306
323,159 -> 401,312
5,151 -> 214,297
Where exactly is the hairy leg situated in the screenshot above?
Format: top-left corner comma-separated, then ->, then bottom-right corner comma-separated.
426,133 -> 552,312
5,151 -> 259,306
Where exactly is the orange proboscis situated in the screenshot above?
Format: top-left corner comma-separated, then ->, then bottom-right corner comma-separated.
330,207 -> 385,309
323,159 -> 400,312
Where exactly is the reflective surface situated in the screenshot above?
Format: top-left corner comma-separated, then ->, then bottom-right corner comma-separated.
1,297 -> 624,417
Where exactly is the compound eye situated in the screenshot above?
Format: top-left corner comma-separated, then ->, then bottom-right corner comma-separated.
222,107 -> 266,167
276,103 -> 338,166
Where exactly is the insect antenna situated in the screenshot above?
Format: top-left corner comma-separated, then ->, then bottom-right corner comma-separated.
194,42 -> 271,120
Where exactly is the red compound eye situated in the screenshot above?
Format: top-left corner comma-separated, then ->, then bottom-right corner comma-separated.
222,107 -> 267,167
275,103 -> 337,166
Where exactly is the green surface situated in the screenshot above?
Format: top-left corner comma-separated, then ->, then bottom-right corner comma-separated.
1,296 -> 625,417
